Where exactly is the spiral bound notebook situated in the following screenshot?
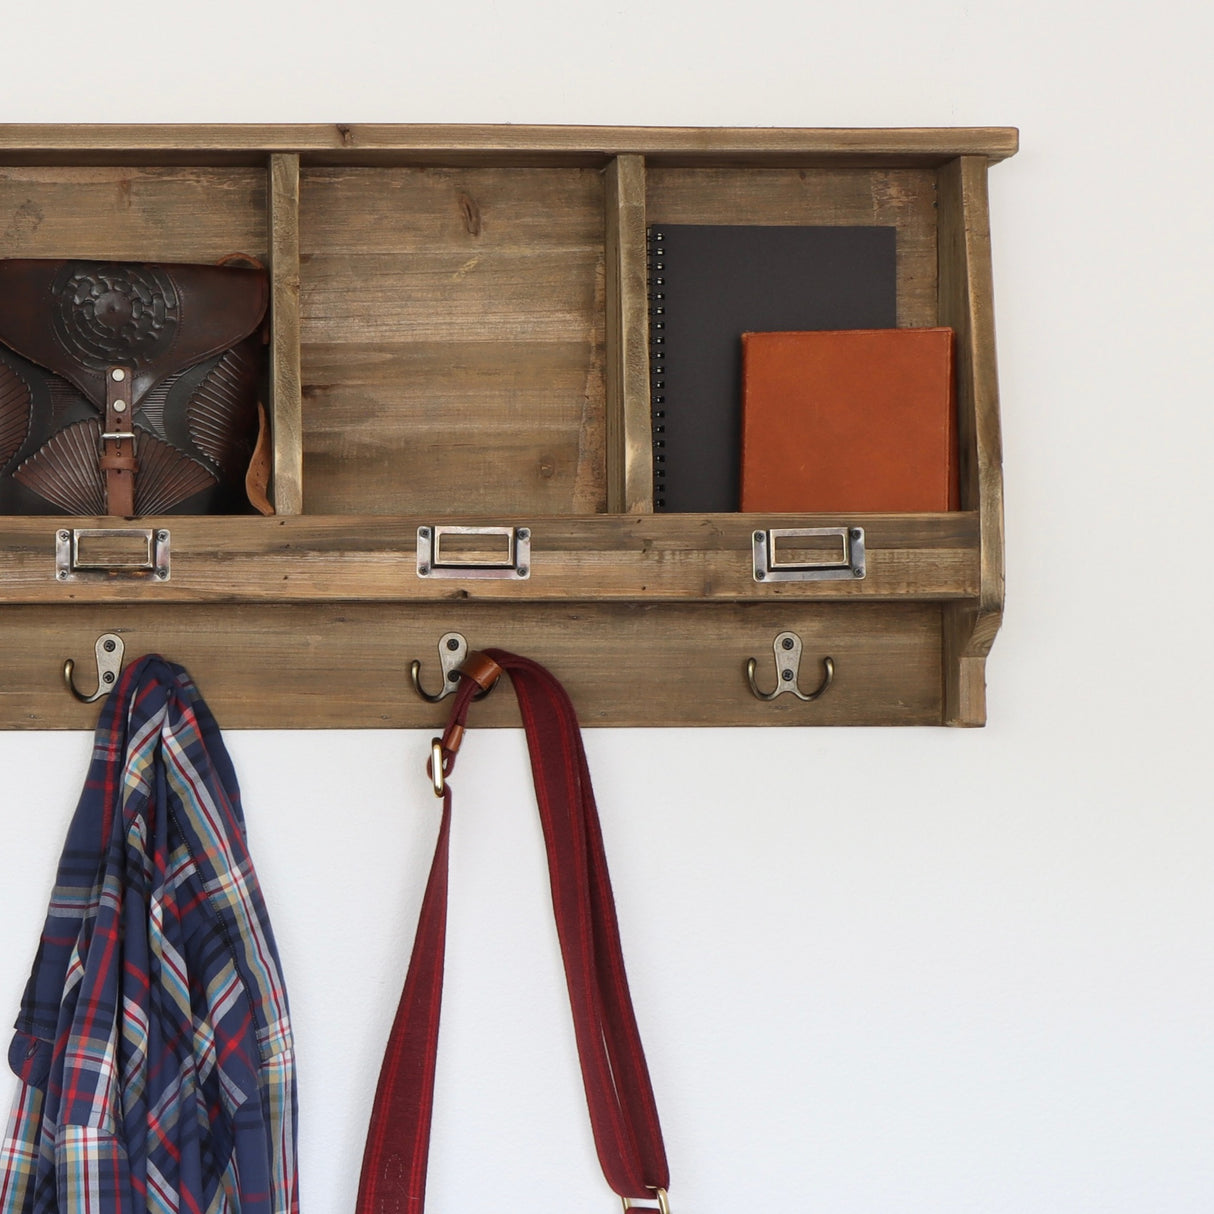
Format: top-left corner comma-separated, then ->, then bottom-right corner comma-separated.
647,224 -> 897,513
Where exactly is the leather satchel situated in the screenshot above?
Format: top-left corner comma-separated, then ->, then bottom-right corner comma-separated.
0,258 -> 271,516
358,650 -> 672,1214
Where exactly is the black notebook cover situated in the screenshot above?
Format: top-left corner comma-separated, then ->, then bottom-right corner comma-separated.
648,224 -> 897,512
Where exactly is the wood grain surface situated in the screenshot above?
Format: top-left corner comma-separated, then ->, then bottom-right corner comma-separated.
269,154 -> 304,514
0,165 -> 266,261
937,157 -> 1004,726
298,165 -> 607,515
604,155 -> 653,513
0,125 -> 1019,166
2,600 -> 944,729
0,514 -> 978,604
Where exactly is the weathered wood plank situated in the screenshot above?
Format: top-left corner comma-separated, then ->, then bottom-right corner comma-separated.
646,166 -> 940,328
604,155 -> 652,513
0,514 -> 978,604
0,125 -> 1019,165
298,166 -> 607,515
0,165 -> 266,261
269,154 -> 304,514
0,600 -> 943,729
938,156 -> 1005,726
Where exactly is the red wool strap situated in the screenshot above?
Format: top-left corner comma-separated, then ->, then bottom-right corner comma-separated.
356,649 -> 670,1213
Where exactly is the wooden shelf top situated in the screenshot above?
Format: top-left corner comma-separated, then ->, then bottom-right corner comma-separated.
0,124 -> 1020,166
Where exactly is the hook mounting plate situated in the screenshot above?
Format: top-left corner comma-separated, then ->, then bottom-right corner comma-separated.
411,631 -> 472,702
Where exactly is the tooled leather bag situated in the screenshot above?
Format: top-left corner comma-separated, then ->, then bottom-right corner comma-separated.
0,258 -> 270,517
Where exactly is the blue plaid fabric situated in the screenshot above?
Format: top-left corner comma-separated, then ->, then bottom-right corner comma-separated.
0,657 -> 298,1214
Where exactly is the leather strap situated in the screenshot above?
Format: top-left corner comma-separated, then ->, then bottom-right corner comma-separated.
100,363 -> 136,516
356,649 -> 670,1213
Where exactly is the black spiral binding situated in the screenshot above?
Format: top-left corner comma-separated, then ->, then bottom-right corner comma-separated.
647,227 -> 667,511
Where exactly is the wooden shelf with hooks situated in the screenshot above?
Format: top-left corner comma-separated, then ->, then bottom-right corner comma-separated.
0,124 -> 1016,729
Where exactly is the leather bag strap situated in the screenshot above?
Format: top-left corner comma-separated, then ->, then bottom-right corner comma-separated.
356,649 -> 670,1214
100,363 -> 136,516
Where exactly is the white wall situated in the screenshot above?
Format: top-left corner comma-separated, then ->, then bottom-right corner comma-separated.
2,2 -> 1212,1211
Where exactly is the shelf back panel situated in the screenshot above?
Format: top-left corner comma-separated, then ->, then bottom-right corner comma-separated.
0,166 -> 267,263
298,166 -> 608,516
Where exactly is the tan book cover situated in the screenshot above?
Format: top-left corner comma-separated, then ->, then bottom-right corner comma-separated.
739,327 -> 958,513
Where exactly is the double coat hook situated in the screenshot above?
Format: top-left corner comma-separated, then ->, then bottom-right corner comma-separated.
746,631 -> 834,703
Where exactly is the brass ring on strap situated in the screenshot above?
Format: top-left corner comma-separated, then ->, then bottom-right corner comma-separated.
431,738 -> 446,798
621,1189 -> 670,1214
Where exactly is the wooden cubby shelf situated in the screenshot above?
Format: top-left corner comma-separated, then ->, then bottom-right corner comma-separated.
0,124 -> 1017,729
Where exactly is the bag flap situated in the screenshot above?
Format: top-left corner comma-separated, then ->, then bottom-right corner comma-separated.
0,259 -> 268,409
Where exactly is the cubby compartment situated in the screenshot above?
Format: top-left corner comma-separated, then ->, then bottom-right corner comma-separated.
0,125 -> 1017,729
297,166 -> 608,516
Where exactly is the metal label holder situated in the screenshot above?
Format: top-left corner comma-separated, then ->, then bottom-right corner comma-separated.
752,526 -> 865,583
55,528 -> 171,583
417,525 -> 531,580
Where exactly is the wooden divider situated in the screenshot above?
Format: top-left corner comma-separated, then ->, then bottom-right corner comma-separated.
268,154 -> 304,515
604,154 -> 653,514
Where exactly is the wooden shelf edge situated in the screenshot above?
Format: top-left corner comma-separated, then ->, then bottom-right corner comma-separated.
0,513 -> 981,605
0,124 -> 1020,165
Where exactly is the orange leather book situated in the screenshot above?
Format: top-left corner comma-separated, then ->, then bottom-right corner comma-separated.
739,327 -> 958,513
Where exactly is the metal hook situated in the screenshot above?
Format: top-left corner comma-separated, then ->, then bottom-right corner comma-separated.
745,631 -> 834,703
410,632 -> 493,703
64,633 -> 125,703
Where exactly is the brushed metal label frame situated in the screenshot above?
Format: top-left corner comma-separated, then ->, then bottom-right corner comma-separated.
752,526 -> 866,582
55,527 -> 171,583
416,525 -> 531,580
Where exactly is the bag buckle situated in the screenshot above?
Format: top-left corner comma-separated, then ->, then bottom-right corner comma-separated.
621,1189 -> 670,1214
430,738 -> 449,798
